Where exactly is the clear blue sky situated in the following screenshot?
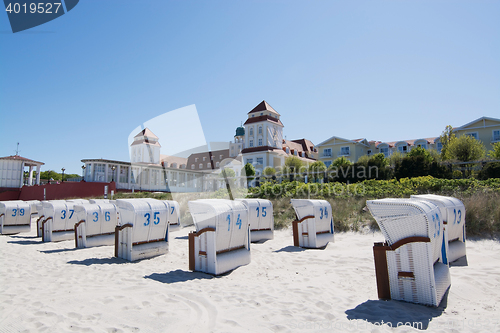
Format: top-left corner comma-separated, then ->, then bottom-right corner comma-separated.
1,1 -> 499,174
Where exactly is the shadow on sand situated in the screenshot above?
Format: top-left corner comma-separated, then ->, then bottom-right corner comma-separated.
40,247 -> 82,254
345,291 -> 448,330
450,256 -> 468,267
145,269 -> 216,284
67,257 -> 129,266
7,239 -> 42,245
9,235 -> 40,239
273,245 -> 307,253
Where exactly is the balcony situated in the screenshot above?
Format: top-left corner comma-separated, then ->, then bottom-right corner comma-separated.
337,151 -> 350,157
492,135 -> 500,143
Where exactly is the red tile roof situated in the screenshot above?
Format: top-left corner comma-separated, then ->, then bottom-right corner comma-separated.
0,155 -> 44,165
134,128 -> 159,139
248,100 -> 280,116
244,115 -> 284,126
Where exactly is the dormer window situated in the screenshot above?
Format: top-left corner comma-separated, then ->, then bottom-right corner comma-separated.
260,112 -> 263,116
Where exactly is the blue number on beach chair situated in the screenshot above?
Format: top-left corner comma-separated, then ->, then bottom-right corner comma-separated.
236,214 -> 242,229
69,209 -> 74,219
319,207 -> 324,219
61,210 -> 66,219
227,214 -> 231,231
256,207 -> 259,217
324,207 -> 328,219
12,209 -> 17,217
20,208 -> 25,216
93,212 -> 98,222
436,213 -> 440,236
457,210 -> 462,224
144,213 -> 150,226
153,212 -> 160,225
105,211 -> 110,221
262,206 -> 267,217
171,207 -> 174,215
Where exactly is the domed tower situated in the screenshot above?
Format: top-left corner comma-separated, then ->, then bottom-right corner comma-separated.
230,124 -> 246,157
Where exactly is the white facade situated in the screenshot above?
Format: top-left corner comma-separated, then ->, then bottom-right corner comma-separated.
130,129 -> 161,165
0,155 -> 43,188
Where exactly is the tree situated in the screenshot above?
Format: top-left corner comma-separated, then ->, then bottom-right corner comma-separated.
407,146 -> 433,164
219,168 -> 235,178
488,142 -> 500,160
388,152 -> 404,168
330,156 -> 352,168
242,163 -> 255,187
439,125 -> 455,160
40,170 -> 61,181
263,166 -> 276,177
369,153 -> 389,168
447,135 -> 485,162
284,156 -> 304,174
308,161 -> 326,182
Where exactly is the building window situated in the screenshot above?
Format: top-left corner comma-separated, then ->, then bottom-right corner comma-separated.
220,154 -> 223,159
249,128 -> 254,136
258,126 -> 262,134
247,158 -> 253,164
286,147 -> 290,154
191,164 -> 195,169
203,157 -> 206,161
258,138 -> 263,146
207,163 -> 211,168
216,162 -> 220,168
323,148 -> 332,157
199,163 -> 203,169
324,161 -> 332,168
380,147 -> 389,157
417,143 -> 427,149
437,142 -> 443,153
493,130 -> 500,142
260,112 -> 263,116
367,150 -> 372,155
466,132 -> 479,140
398,145 -> 408,153
119,166 -> 129,183
257,157 -> 263,164
340,147 -> 350,156
249,140 -> 254,147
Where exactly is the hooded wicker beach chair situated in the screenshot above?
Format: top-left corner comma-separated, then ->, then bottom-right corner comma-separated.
188,199 -> 250,275
236,198 -> 274,242
114,199 -> 169,261
366,198 -> 451,307
411,194 -> 466,263
290,199 -> 334,249
41,200 -> 81,242
0,200 -> 31,235
143,199 -> 181,231
74,202 -> 118,248
24,200 -> 40,218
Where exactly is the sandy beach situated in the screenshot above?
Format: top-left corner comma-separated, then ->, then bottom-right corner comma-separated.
1,218 -> 499,333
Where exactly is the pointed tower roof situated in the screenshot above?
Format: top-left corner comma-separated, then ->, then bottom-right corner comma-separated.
134,128 -> 158,139
248,100 -> 280,116
131,128 -> 161,147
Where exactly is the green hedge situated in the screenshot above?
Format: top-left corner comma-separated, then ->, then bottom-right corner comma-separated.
248,176 -> 500,199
